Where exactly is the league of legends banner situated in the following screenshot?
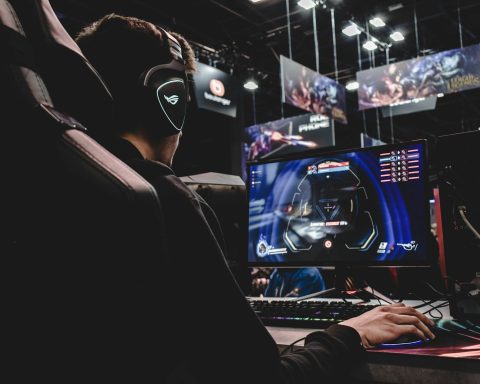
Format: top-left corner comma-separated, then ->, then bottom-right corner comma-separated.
280,55 -> 348,124
357,43 -> 480,110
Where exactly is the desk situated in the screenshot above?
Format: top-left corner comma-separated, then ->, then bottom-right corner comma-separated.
265,300 -> 480,383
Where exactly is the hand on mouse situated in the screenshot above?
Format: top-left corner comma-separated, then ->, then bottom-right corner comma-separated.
339,303 -> 436,349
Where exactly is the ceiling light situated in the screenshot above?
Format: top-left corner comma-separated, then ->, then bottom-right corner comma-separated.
346,81 -> 359,91
369,17 -> 386,27
388,3 -> 404,12
244,80 -> 258,90
342,23 -> 361,37
363,40 -> 378,51
297,0 -> 317,10
390,31 -> 405,41
249,0 -> 265,3
437,93 -> 444,98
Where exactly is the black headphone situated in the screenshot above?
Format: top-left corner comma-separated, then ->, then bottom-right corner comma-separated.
138,27 -> 188,137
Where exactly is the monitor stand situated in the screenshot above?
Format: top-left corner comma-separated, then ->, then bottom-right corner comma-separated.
294,266 -> 392,303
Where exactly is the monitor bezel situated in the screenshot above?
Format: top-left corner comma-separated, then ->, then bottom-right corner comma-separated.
246,139 -> 433,268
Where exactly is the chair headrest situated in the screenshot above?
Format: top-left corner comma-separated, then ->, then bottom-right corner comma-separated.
0,0 -> 52,108
10,0 -> 114,137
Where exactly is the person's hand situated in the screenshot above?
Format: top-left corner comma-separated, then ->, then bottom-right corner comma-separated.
339,303 -> 436,349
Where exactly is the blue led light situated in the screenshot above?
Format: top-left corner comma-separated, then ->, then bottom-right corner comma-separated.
379,338 -> 428,349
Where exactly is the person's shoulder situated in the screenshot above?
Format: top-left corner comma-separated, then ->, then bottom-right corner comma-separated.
127,159 -> 195,201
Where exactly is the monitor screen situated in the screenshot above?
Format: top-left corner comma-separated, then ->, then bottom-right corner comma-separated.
247,140 -> 431,266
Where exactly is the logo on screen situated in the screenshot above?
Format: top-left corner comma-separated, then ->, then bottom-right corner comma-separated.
164,94 -> 179,105
209,79 -> 225,97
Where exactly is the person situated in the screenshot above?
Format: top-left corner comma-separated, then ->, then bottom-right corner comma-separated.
76,14 -> 436,383
264,268 -> 326,297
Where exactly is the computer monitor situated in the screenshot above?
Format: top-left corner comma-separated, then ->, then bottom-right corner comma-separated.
247,140 -> 432,267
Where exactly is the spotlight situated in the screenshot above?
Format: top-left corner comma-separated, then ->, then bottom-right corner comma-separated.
369,17 -> 386,27
390,31 -> 405,41
346,81 -> 359,91
297,0 -> 317,10
244,80 -> 259,90
363,40 -> 378,51
342,23 -> 361,37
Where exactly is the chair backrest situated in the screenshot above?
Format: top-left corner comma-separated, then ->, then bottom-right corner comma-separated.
2,0 -> 169,379
11,0 -> 114,137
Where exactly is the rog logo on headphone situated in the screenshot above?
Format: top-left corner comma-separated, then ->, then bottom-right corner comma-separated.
164,94 -> 179,105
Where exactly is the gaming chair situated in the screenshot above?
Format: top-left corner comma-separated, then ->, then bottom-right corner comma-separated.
2,0 -> 171,380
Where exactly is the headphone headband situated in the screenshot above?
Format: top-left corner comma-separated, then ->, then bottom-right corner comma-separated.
156,26 -> 184,64
141,60 -> 185,87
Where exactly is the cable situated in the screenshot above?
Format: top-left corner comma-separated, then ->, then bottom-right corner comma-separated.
423,281 -> 450,299
362,282 -> 398,305
413,294 -> 449,320
285,0 -> 292,59
280,336 -> 306,356
312,6 -> 319,73
405,290 -> 448,319
356,33 -> 367,136
252,91 -> 257,125
457,0 -> 464,49
367,287 -> 387,306
413,0 -> 420,57
458,206 -> 480,240
330,8 -> 338,82
422,301 -> 449,320
362,285 -> 395,306
412,299 -> 439,309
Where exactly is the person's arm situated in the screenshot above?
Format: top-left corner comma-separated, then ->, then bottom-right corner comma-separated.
278,303 -> 435,383
280,324 -> 364,383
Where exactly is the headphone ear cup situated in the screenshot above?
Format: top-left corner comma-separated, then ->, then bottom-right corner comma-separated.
138,67 -> 188,137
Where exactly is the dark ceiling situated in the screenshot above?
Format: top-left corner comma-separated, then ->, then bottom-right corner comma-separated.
51,0 -> 480,146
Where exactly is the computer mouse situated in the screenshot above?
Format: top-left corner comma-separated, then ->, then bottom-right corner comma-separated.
379,335 -> 428,348
378,322 -> 441,348
378,332 -> 434,348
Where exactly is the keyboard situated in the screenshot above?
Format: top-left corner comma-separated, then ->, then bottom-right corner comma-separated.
249,299 -> 379,329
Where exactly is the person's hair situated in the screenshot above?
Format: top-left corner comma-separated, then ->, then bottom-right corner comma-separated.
76,13 -> 196,133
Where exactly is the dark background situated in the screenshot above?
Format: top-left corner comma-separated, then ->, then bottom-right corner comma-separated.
50,0 -> 480,179
49,0 -> 479,296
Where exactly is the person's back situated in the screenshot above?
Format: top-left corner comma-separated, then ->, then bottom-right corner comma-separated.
75,13 -> 436,383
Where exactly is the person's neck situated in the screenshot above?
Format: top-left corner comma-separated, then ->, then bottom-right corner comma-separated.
120,131 -> 156,161
121,129 -> 178,167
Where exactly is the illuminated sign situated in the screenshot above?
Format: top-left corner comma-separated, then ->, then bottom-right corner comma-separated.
193,62 -> 239,117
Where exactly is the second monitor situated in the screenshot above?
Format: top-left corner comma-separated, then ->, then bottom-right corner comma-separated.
247,140 -> 431,267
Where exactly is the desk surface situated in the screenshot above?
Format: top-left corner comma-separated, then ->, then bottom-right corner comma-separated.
264,299 -> 480,383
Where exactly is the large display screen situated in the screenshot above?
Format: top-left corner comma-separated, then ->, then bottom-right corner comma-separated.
244,113 -> 334,162
357,43 -> 480,111
281,55 -> 347,124
247,141 -> 431,266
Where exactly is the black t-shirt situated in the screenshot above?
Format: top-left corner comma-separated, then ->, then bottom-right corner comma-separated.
106,137 -> 365,384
